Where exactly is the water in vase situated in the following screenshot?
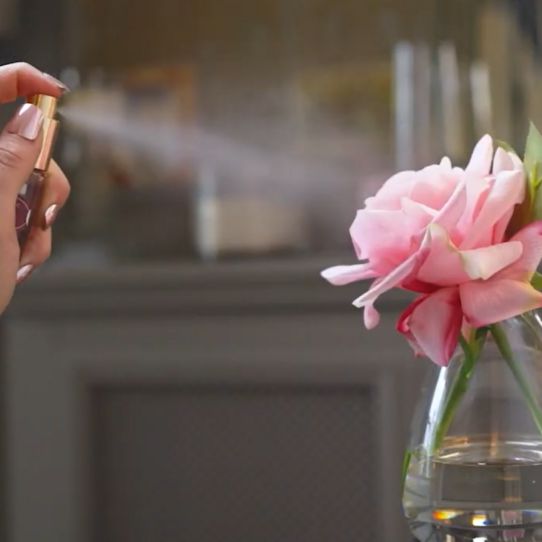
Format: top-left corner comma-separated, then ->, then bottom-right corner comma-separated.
404,437 -> 542,541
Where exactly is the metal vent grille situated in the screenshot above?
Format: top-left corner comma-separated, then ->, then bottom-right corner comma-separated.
92,387 -> 377,542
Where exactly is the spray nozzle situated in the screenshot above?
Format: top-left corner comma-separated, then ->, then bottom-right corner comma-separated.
28,94 -> 60,172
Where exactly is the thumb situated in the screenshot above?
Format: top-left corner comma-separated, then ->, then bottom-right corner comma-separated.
0,104 -> 43,312
0,103 -> 43,226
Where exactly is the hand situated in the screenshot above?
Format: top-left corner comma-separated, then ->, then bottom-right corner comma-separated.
0,63 -> 70,313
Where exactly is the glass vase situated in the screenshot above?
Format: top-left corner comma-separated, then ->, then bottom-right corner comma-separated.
403,312 -> 542,541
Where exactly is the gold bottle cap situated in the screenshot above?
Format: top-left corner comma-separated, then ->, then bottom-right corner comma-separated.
28,94 -> 58,118
27,94 -> 60,172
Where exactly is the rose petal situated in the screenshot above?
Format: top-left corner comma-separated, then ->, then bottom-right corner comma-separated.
509,151 -> 524,170
417,224 -> 471,286
397,296 -> 425,334
417,226 -> 522,285
352,232 -> 431,308
456,175 -> 492,241
495,221 -> 542,281
466,134 -> 493,176
321,264 -> 377,286
401,197 -> 438,223
349,210 -> 367,260
401,288 -> 463,366
440,156 -> 452,169
409,164 -> 459,210
460,279 -> 542,327
460,169 -> 526,249
491,149 -> 524,243
461,241 -> 523,280
493,207 -> 514,244
349,209 -> 421,269
364,302 -> 380,330
432,180 -> 467,237
396,295 -> 427,357
400,277 -> 438,294
493,147 -> 515,173
364,170 -> 417,211
492,148 -> 523,174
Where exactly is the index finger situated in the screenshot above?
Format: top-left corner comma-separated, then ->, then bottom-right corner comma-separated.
0,63 -> 66,104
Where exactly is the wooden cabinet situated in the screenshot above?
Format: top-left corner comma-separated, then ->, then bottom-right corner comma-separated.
4,258 -> 423,542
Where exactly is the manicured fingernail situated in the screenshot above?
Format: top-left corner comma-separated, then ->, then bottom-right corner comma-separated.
16,264 -> 33,284
7,104 -> 44,141
43,73 -> 70,93
44,204 -> 59,228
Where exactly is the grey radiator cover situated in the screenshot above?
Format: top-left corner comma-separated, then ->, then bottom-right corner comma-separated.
4,257 -> 424,542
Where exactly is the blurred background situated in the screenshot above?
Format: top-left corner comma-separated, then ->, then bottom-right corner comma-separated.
0,0 -> 541,541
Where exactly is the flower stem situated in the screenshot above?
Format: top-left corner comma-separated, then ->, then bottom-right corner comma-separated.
401,448 -> 412,488
490,323 -> 542,436
430,335 -> 479,454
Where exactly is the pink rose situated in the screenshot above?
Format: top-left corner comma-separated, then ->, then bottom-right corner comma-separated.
323,135 -> 542,366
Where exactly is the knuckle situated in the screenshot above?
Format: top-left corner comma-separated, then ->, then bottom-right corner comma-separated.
63,180 -> 72,201
0,142 -> 24,171
48,166 -> 71,204
34,240 -> 52,264
40,240 -> 52,263
57,176 -> 71,200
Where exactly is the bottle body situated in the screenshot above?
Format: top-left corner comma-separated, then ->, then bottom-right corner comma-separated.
16,170 -> 45,247
15,94 -> 60,249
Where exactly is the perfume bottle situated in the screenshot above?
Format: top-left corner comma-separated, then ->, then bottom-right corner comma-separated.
15,94 -> 60,247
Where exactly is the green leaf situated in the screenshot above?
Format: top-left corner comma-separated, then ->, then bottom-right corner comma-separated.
506,124 -> 542,234
532,272 -> 542,291
495,139 -> 518,155
524,122 -> 542,182
507,188 -> 533,236
401,449 -> 412,488
533,181 -> 542,221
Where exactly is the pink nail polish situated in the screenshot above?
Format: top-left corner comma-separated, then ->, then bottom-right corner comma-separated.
16,264 -> 33,284
7,104 -> 43,141
43,73 -> 70,93
44,204 -> 59,228
16,95 -> 60,249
